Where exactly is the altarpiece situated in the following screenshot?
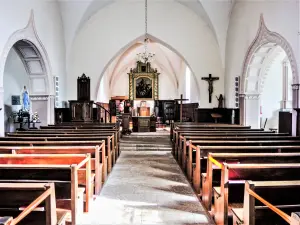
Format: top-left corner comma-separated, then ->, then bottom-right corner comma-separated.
128,61 -> 159,101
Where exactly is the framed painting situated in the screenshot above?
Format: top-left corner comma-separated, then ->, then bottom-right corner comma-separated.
128,61 -> 159,100
134,76 -> 153,99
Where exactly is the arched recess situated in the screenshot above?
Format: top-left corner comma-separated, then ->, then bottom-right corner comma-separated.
239,15 -> 299,128
0,10 -> 54,135
95,33 -> 200,102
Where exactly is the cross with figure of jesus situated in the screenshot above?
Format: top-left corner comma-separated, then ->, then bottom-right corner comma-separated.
201,74 -> 219,103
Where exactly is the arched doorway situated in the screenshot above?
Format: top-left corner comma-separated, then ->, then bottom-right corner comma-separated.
0,11 -> 54,135
240,15 -> 298,129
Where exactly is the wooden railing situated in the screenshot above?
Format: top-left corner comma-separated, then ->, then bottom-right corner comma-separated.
94,102 -> 111,123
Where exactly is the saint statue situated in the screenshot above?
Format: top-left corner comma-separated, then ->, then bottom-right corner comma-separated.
20,86 -> 30,111
216,94 -> 224,108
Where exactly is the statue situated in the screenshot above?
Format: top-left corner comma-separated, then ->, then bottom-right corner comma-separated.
20,86 -> 30,112
216,94 -> 224,108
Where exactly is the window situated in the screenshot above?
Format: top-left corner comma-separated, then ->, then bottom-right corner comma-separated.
185,67 -> 191,103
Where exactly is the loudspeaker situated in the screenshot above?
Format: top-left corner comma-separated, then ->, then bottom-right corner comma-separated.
235,77 -> 240,108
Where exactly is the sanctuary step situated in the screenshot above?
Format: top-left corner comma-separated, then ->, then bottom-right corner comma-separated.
120,131 -> 172,151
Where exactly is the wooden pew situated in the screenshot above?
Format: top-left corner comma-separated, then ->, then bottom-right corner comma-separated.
189,145 -> 300,194
204,161 -> 300,225
0,154 -> 92,225
179,135 -> 298,169
4,145 -> 106,194
173,131 -> 279,155
0,183 -> 68,225
187,141 -> 300,183
12,130 -> 120,158
0,138 -> 115,173
232,180 -> 300,225
170,123 -> 251,141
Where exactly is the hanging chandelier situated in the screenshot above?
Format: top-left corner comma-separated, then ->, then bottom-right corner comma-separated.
136,0 -> 155,63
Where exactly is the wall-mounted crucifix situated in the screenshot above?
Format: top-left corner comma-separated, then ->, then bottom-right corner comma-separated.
201,74 -> 219,103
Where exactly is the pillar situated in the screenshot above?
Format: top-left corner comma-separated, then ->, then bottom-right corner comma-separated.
292,84 -> 300,108
239,94 -> 246,125
0,87 -> 4,136
281,60 -> 289,109
244,94 -> 260,129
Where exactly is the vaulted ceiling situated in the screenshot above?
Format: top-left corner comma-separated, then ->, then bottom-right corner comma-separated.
58,0 -> 236,65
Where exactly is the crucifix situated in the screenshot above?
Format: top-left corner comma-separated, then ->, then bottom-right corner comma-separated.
174,94 -> 189,122
202,74 -> 219,103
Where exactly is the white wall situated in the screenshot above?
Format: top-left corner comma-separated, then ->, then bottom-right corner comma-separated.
68,1 -> 223,108
0,0 -> 66,134
0,0 -> 66,99
261,59 -> 283,130
3,49 -> 29,132
225,1 -> 299,108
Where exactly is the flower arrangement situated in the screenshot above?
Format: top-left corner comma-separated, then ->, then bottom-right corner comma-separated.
32,112 -> 39,122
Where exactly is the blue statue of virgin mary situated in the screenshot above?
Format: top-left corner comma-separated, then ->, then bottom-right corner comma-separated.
21,86 -> 30,111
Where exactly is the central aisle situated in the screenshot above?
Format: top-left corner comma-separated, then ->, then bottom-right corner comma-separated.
79,132 -> 214,225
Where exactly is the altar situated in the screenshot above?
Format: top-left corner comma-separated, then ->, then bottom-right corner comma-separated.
127,61 -> 159,132
132,116 -> 156,132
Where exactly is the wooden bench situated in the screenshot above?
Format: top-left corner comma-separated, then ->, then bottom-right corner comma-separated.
0,154 -> 92,225
12,130 -> 120,158
232,180 -> 300,225
173,130 -> 279,156
189,145 -> 300,194
204,162 -> 300,225
179,135 -> 297,168
0,138 -> 114,173
0,183 -> 68,225
4,145 -> 105,194
170,123 -> 251,141
187,141 -> 300,184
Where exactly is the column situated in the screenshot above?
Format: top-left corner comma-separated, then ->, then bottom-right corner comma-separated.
0,87 -> 4,136
47,95 -> 55,124
239,94 -> 246,125
244,94 -> 260,129
281,60 -> 289,109
292,84 -> 300,108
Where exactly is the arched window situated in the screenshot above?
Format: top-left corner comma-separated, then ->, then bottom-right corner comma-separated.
185,66 -> 191,103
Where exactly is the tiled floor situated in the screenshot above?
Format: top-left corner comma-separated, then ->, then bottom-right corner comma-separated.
78,133 -> 214,225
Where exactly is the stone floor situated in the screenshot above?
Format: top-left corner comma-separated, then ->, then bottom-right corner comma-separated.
78,132 -> 214,225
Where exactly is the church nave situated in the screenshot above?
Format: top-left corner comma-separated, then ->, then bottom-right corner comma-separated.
79,132 -> 213,225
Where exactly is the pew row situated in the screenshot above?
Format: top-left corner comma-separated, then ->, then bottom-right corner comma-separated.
204,160 -> 300,225
0,145 -> 106,193
232,180 -> 300,225
0,154 -> 92,225
0,183 -> 68,225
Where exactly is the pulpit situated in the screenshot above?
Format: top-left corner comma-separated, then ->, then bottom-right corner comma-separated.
69,100 -> 93,122
69,74 -> 93,122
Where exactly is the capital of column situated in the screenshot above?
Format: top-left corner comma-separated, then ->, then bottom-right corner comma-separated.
292,84 -> 300,90
30,94 -> 50,101
244,93 -> 260,100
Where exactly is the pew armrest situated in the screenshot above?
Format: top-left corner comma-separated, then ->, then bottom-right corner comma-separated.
213,186 -> 221,199
0,217 -> 13,225
56,210 -> 69,225
201,173 -> 207,182
231,208 -> 244,225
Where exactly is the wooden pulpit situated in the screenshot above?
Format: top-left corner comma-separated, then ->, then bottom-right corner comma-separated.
70,74 -> 93,122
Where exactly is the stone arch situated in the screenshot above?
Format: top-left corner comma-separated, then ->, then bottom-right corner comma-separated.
241,14 -> 298,94
96,33 -> 200,101
0,10 -> 54,135
239,15 -> 298,128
